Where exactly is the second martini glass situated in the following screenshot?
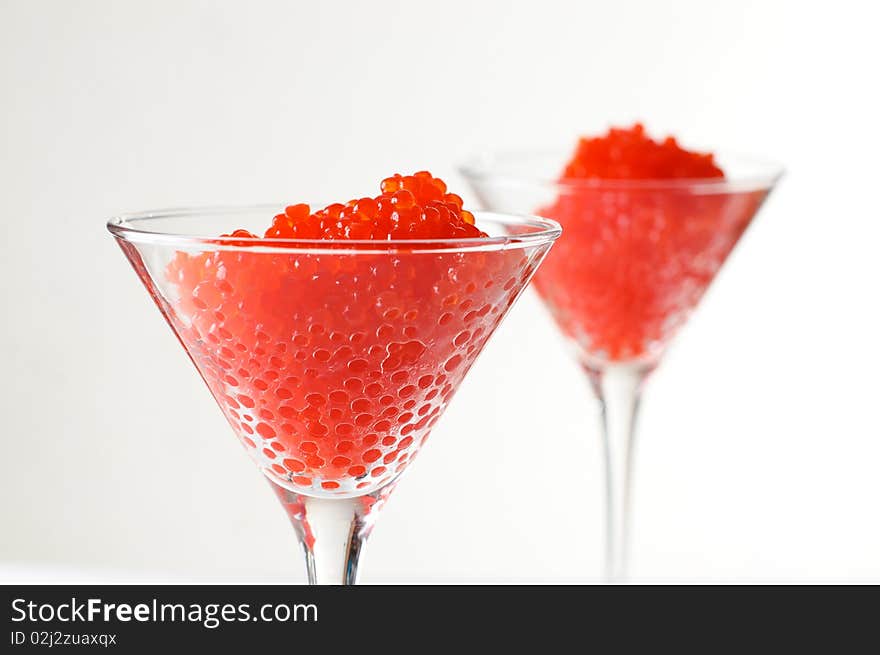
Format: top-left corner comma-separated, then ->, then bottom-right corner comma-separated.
108,206 -> 559,584
461,150 -> 782,580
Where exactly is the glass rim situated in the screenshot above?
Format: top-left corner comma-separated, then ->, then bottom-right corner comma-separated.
459,148 -> 785,193
107,205 -> 562,255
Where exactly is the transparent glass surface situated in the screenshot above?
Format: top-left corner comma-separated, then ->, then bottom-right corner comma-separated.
107,206 -> 560,584
461,150 -> 782,580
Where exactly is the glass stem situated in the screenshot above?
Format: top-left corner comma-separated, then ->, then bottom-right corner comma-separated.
269,480 -> 394,585
585,361 -> 652,582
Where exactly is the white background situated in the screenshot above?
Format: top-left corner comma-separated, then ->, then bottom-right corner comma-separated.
1,0 -> 878,583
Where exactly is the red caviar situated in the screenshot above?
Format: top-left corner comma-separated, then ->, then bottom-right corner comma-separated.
262,172 -> 484,240
534,124 -> 764,363
159,173 -> 540,497
562,123 -> 724,180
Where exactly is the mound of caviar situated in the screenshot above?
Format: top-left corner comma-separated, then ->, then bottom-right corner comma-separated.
534,124 -> 763,363
161,172 -> 542,498
562,123 -> 724,180
263,172 -> 486,240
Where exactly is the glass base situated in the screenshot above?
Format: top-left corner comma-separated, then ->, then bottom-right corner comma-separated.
584,361 -> 653,581
269,479 -> 395,584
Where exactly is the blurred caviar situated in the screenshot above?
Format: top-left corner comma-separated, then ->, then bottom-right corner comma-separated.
561,123 -> 724,180
534,124 -> 764,363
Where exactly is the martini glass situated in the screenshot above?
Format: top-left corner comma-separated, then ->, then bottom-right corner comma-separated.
461,151 -> 782,580
107,206 -> 559,584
